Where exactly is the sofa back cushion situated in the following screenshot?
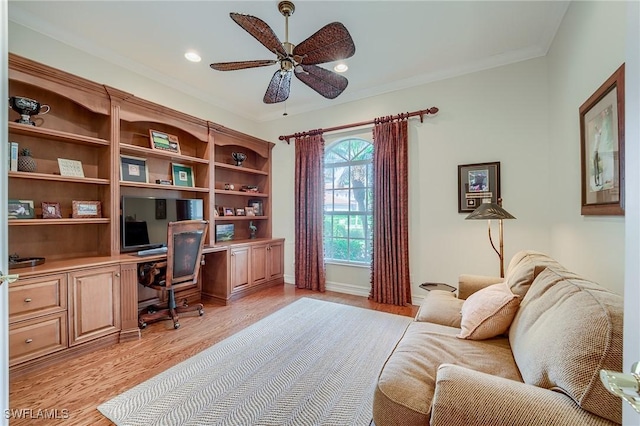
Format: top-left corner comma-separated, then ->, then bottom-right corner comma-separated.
509,266 -> 623,424
504,250 -> 566,298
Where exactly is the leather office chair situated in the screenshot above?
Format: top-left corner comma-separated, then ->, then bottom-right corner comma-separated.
138,220 -> 208,329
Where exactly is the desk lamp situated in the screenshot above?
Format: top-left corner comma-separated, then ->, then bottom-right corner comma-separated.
465,199 -> 515,278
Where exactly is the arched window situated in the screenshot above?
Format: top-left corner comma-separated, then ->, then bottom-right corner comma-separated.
324,137 -> 373,264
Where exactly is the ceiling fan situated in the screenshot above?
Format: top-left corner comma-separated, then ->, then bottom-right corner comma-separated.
210,1 -> 356,104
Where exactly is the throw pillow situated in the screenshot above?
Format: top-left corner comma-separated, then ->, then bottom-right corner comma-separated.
457,282 -> 520,340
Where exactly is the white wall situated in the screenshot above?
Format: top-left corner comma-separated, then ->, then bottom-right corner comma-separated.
546,1 -> 626,295
8,2 -> 627,302
264,58 -> 553,301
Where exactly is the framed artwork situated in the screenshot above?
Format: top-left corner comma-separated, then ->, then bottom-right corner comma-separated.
57,158 -> 85,177
8,199 -> 35,219
579,64 -> 625,216
235,207 -> 246,216
72,200 -> 102,218
245,206 -> 256,216
249,199 -> 263,216
222,207 -> 235,216
155,199 -> 167,220
149,129 -> 181,154
458,162 -> 500,213
41,202 -> 62,219
172,163 -> 194,187
215,224 -> 235,242
120,155 -> 148,183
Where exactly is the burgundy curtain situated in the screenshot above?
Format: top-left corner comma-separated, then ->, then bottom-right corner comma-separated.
370,118 -> 412,306
294,133 -> 326,292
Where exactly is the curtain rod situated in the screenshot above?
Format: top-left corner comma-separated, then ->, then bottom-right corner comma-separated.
278,106 -> 439,144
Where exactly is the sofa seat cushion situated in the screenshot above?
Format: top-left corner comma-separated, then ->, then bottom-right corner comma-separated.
374,321 -> 522,425
509,267 -> 623,424
415,290 -> 463,327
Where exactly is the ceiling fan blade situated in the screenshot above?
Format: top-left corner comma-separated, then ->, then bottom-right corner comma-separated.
293,22 -> 356,65
230,13 -> 287,57
294,64 -> 348,99
210,60 -> 277,71
264,70 -> 292,104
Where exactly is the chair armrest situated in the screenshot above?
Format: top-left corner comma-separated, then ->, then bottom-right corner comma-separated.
457,274 -> 503,300
431,364 -> 617,426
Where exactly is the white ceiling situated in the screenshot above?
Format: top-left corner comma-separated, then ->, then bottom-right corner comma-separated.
8,1 -> 569,122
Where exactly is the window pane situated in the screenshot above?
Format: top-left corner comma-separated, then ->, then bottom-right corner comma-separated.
349,215 -> 364,238
349,239 -> 367,262
324,190 -> 334,211
324,167 -> 334,189
330,238 -> 349,260
334,166 -> 349,188
332,215 -> 348,237
323,215 -> 333,237
333,190 -> 350,211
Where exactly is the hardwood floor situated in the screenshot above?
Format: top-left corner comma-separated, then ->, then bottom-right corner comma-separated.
8,284 -> 418,425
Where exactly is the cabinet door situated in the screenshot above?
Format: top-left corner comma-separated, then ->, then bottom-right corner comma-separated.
268,240 -> 284,280
251,243 -> 269,286
230,246 -> 250,289
68,266 -> 121,346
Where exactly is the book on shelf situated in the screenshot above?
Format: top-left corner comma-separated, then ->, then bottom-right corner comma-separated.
9,141 -> 18,172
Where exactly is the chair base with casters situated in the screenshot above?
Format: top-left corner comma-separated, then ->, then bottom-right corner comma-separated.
136,219 -> 209,331
138,287 -> 204,329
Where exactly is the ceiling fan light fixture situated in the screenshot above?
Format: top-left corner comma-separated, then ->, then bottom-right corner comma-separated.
334,63 -> 348,73
184,51 -> 202,63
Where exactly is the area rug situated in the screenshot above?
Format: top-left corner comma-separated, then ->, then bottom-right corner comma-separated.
97,297 -> 412,425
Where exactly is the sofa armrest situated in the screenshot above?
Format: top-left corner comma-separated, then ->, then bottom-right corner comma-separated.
457,274 -> 503,300
431,364 -> 617,426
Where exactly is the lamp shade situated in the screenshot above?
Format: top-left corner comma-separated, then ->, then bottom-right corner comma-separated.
465,202 -> 516,220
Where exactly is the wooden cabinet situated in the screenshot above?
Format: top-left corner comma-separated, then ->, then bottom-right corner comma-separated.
251,239 -> 284,286
8,274 -> 68,366
8,55 -> 114,262
212,129 -> 274,241
68,265 -> 121,346
230,245 -> 251,289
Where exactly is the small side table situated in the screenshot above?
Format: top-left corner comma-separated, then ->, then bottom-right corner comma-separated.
419,282 -> 456,292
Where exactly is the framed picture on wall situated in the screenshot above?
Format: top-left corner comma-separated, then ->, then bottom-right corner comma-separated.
579,64 -> 625,216
458,162 -> 500,213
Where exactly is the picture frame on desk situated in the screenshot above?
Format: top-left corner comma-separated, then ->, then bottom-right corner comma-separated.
172,163 -> 194,187
72,200 -> 102,218
8,199 -> 35,219
149,129 -> 181,154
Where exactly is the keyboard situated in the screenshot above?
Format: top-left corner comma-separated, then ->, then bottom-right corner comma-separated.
137,246 -> 168,256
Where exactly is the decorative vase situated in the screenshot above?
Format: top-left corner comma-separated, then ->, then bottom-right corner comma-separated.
17,148 -> 36,172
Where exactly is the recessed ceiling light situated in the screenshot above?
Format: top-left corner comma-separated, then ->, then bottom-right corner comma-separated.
334,63 -> 348,73
184,51 -> 202,63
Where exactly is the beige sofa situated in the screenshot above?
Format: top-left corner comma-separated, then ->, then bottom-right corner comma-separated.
373,250 -> 623,425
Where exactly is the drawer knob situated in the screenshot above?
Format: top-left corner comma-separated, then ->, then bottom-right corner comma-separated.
24,298 -> 32,303
25,339 -> 33,344
115,273 -> 121,277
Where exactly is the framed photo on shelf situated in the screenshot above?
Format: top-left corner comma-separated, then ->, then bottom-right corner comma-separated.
72,200 -> 102,218
149,129 -> 181,154
248,199 -> 263,216
215,224 -> 235,242
58,158 -> 85,177
222,206 -> 235,216
579,64 -> 625,216
458,162 -> 500,213
120,155 -> 148,183
245,206 -> 256,216
236,207 -> 246,216
41,202 -> 62,219
8,199 -> 35,219
171,163 -> 194,187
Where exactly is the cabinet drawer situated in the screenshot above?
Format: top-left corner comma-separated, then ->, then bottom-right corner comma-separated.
9,312 -> 68,367
9,274 -> 67,322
